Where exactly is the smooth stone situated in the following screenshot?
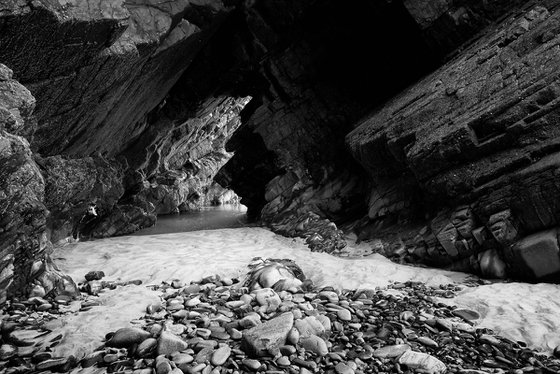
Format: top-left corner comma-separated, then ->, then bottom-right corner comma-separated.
107,327 -> 151,348
479,334 -> 501,346
171,353 -> 194,366
417,337 -> 438,348
186,297 -> 201,307
137,338 -> 158,357
398,350 -> 446,374
243,358 -> 261,370
318,291 -> 339,303
452,308 -> 481,321
156,358 -> 173,374
195,347 -> 214,364
280,345 -> 297,356
373,344 -> 411,358
337,309 -> 352,321
226,300 -> 246,309
157,332 -> 189,356
196,328 -> 211,339
37,303 -> 53,311
287,327 -> 300,345
230,328 -> 242,340
211,346 -> 231,366
335,362 -> 355,374
300,335 -> 328,356
276,356 -> 290,367
241,312 -> 293,357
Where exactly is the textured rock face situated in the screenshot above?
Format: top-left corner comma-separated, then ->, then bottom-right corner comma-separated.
0,65 -> 78,302
1,0 -> 242,218
347,3 -> 560,281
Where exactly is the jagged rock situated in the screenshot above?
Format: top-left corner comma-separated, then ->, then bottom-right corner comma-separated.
241,312 -> 294,357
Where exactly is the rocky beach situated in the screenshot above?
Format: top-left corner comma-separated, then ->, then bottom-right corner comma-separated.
1,228 -> 560,373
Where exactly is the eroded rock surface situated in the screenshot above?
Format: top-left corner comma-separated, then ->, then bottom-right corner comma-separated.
347,3 -> 560,281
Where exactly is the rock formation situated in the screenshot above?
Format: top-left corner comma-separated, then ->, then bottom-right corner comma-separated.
2,0 -> 560,302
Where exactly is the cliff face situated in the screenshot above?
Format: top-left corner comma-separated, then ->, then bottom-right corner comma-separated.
347,3 -> 560,282
2,0 -> 560,301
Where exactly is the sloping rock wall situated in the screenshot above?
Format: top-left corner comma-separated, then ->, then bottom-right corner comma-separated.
347,3 -> 560,282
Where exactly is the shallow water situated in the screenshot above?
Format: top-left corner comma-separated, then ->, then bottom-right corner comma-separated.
50,226 -> 560,360
132,204 -> 250,235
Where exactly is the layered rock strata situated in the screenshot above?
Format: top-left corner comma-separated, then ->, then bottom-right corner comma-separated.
347,3 -> 560,282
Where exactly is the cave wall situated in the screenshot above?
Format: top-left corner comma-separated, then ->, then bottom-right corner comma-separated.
347,2 -> 560,281
3,0 -> 560,303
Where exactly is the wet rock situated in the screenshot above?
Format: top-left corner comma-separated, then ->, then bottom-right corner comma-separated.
452,309 -> 480,321
398,350 -> 446,374
300,335 -> 328,356
295,316 -> 327,338
211,346 -> 231,366
137,338 -> 158,357
242,312 -> 293,357
373,344 -> 411,358
106,327 -> 151,348
85,271 -> 105,281
242,358 -> 262,370
81,351 -> 105,368
158,332 -> 189,356
335,362 -> 355,374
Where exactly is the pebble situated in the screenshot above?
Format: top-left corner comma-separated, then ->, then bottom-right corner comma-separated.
211,346 -> 231,366
106,327 -> 151,348
276,356 -> 290,367
7,261 -> 558,374
300,335 -> 328,356
452,308 -> 481,321
398,350 -> 446,374
242,358 -> 261,370
157,331 -> 189,356
417,336 -> 439,348
336,308 -> 352,321
334,362 -> 355,374
373,344 -> 411,358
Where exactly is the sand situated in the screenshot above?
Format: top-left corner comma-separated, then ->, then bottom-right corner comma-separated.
50,227 -> 560,359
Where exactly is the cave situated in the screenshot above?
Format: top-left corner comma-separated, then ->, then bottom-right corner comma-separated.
1,0 -> 560,372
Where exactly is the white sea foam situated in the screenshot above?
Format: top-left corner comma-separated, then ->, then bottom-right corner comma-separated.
50,227 -> 560,359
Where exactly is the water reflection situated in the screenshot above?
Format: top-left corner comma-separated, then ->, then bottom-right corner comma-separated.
133,204 -> 251,235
